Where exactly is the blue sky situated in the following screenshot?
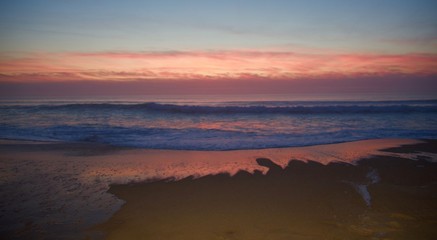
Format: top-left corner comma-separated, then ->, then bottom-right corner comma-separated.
1,0 -> 436,53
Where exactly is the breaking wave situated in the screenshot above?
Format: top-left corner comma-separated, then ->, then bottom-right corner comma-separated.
7,100 -> 437,114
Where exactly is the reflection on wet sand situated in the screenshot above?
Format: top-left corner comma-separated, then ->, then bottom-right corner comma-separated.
97,144 -> 437,240
0,139 -> 436,239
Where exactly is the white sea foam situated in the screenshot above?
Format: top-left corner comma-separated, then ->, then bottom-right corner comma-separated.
354,184 -> 372,207
367,169 -> 380,184
348,169 -> 380,207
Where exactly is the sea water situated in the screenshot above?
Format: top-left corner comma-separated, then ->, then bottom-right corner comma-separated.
1,94 -> 436,149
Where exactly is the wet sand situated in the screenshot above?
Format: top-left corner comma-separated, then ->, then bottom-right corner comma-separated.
0,139 -> 436,239
95,140 -> 437,240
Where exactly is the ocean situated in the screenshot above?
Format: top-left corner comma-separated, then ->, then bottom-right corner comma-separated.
1,94 -> 436,149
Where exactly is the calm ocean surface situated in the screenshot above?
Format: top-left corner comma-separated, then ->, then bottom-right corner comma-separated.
1,94 -> 436,150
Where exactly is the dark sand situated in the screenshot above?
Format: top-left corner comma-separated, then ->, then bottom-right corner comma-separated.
1,139 -> 436,239
95,140 -> 437,240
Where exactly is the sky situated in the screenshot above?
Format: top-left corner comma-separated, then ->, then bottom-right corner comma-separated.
0,0 -> 436,96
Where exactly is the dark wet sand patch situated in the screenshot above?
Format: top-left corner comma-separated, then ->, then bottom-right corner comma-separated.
95,140 -> 437,240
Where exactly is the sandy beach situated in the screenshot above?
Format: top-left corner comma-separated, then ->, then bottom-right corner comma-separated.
0,139 -> 436,239
95,140 -> 437,240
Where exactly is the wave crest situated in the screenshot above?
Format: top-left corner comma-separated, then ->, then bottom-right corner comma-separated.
25,101 -> 437,114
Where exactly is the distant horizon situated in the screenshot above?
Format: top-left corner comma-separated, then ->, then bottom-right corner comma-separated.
1,75 -> 436,99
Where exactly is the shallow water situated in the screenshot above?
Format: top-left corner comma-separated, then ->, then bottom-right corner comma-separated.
1,96 -> 436,150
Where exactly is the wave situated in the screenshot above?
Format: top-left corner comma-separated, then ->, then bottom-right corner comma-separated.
138,102 -> 437,114
1,125 -> 436,150
4,100 -> 437,114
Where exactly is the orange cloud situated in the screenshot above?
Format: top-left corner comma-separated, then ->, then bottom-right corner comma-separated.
0,50 -> 436,82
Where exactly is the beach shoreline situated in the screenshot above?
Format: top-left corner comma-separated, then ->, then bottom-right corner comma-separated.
0,139 -> 436,239
95,139 -> 437,240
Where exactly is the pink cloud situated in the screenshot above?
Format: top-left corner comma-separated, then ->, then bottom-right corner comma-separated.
1,50 -> 436,82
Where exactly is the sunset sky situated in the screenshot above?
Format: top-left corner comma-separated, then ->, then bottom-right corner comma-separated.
0,0 -> 436,96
